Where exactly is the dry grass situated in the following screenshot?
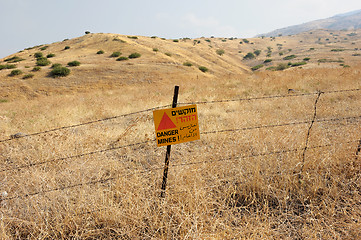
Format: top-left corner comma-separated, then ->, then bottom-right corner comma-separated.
0,31 -> 361,239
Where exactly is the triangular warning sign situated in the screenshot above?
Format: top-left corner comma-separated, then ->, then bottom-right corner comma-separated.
157,112 -> 177,130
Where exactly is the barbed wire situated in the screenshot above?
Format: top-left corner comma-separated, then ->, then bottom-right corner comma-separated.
1,88 -> 359,144
0,104 -> 171,143
4,139 -> 359,201
178,88 -> 360,105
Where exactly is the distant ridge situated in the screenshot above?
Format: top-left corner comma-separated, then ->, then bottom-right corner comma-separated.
258,9 -> 361,37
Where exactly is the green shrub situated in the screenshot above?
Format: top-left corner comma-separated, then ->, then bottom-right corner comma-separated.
116,56 -> 129,61
128,52 -> 141,59
64,46 -> 70,50
183,62 -> 193,67
50,66 -> 70,77
36,57 -> 51,66
32,66 -> 41,72
40,46 -> 48,51
22,73 -> 34,79
34,52 -> 43,59
97,50 -> 104,54
110,52 -> 121,57
216,49 -> 225,56
47,53 -> 55,58
67,61 -> 81,66
173,39 -> 179,42
283,55 -> 296,60
127,36 -> 138,39
9,69 -> 22,76
242,39 -> 249,43
0,64 -> 16,70
331,49 -> 345,52
4,56 -> 24,63
153,48 -> 159,52
251,64 -> 264,71
303,57 -> 311,61
199,66 -> 208,72
243,52 -> 255,60
51,63 -> 62,68
254,50 -> 261,56
85,31 -> 91,34
290,62 -> 307,67
164,52 -> 172,57
264,59 -> 273,63
275,63 -> 289,71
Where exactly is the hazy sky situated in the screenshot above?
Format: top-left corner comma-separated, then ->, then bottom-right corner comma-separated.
1,0 -> 360,58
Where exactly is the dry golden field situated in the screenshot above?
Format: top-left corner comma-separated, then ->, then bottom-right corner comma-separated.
0,30 -> 361,239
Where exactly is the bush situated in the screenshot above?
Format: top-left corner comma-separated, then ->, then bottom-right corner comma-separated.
40,46 -> 48,51
128,52 -> 141,59
127,36 -> 138,39
216,49 -> 225,56
36,57 -> 51,66
67,61 -> 81,67
254,50 -> 261,56
183,62 -> 193,67
199,66 -> 208,72
51,63 -> 62,68
303,57 -> 311,61
85,31 -> 91,34
50,66 -> 70,77
4,56 -> 24,63
164,52 -> 172,57
32,66 -> 41,71
97,50 -> 104,54
243,52 -> 255,60
47,53 -> 55,58
283,55 -> 296,60
110,52 -> 121,57
64,46 -> 70,50
242,39 -> 249,43
34,52 -> 43,59
153,48 -> 159,52
116,56 -> 129,61
290,62 -> 307,67
9,69 -> 22,76
173,39 -> 179,42
264,59 -> 273,63
22,73 -> 34,79
0,64 -> 16,70
275,63 -> 289,71
251,64 -> 264,71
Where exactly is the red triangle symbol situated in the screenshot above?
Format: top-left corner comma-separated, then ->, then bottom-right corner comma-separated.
157,112 -> 177,130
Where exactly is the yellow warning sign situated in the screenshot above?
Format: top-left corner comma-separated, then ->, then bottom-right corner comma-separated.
153,104 -> 200,147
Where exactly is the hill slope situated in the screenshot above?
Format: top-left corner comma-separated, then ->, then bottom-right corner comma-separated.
260,9 -> 361,37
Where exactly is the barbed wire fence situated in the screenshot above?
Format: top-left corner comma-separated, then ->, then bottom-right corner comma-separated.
0,88 -> 360,202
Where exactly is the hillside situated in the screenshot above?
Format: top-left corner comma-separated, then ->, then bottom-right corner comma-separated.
1,29 -> 361,101
260,9 -> 361,37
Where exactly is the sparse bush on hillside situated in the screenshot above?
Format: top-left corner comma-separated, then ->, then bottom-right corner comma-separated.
36,57 -> 51,66
22,73 -> 34,79
64,46 -> 70,50
243,52 -> 255,60
283,55 -> 296,60
303,57 -> 311,61
216,49 -> 225,56
165,52 -> 172,57
40,46 -> 48,51
32,66 -> 41,72
51,63 -> 62,69
0,64 -> 16,70
264,59 -> 273,63
254,49 -> 261,56
85,31 -> 91,34
34,52 -> 43,59
290,61 -> 307,67
242,39 -> 249,43
116,56 -> 129,61
251,64 -> 264,71
129,52 -> 141,59
183,62 -> 193,67
47,53 -> 55,58
199,66 -> 208,72
97,50 -> 104,54
127,36 -> 138,39
50,66 -> 70,77
9,69 -> 22,76
173,39 -> 179,43
4,56 -> 24,63
153,48 -> 159,52
110,52 -> 121,57
67,61 -> 81,67
275,63 -> 289,71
